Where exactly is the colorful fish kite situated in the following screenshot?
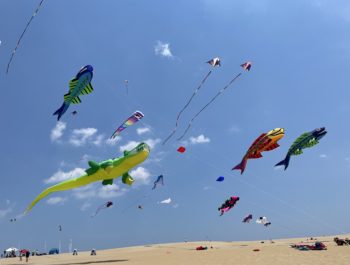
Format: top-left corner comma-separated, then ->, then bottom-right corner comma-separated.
6,0 -> 46,73
177,62 -> 251,140
91,201 -> 113,217
216,176 -> 224,182
232,128 -> 285,174
275,127 -> 327,170
241,61 -> 252,71
177,146 -> 186,153
162,57 -> 220,145
110,111 -> 144,139
218,196 -> 239,216
152,175 -> 164,190
53,65 -> 94,121
25,143 -> 150,213
242,214 -> 253,223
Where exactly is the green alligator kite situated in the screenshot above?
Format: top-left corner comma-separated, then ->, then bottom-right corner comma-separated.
25,142 -> 150,213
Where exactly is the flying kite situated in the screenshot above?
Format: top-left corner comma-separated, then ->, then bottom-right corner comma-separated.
152,175 -> 164,190
241,61 -> 252,71
58,225 -> 62,231
232,128 -> 285,174
242,214 -> 253,223
160,198 -> 172,204
207,57 -> 221,67
256,216 -> 270,226
275,127 -> 327,170
6,0 -> 46,73
162,57 -> 220,145
124,80 -> 129,95
216,176 -> 224,182
10,218 -> 16,222
110,111 -> 144,139
91,201 -> 113,217
53,65 -> 94,121
71,111 -> 78,116
177,146 -> 186,153
138,205 -> 143,210
25,143 -> 150,213
218,196 -> 239,216
177,62 -> 252,140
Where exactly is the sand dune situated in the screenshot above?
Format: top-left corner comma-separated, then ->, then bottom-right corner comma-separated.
2,235 -> 350,265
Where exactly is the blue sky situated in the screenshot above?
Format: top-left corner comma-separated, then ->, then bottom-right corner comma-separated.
1,0 -> 350,252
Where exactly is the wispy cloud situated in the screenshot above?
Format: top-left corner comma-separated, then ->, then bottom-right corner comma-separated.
80,202 -> 92,211
130,167 -> 151,185
46,197 -> 67,205
51,121 -> 66,142
119,141 -> 139,152
189,134 -> 210,144
137,127 -> 151,135
98,184 -> 127,198
44,168 -> 85,184
105,136 -> 121,146
119,138 -> 161,152
154,41 -> 173,58
319,154 -> 328,159
0,206 -> 12,218
69,128 -> 99,146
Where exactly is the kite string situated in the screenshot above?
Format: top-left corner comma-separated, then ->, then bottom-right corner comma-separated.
6,0 -> 46,74
177,72 -> 242,141
162,70 -> 213,145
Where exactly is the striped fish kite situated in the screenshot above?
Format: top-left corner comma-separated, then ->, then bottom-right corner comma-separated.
53,65 -> 94,121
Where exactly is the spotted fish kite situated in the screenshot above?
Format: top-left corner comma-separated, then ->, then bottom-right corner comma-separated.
53,65 -> 94,121
275,127 -> 327,170
233,128 -> 284,174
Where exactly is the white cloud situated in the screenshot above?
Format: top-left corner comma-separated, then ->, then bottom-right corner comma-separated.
44,168 -> 85,184
189,134 -> 210,144
98,184 -> 127,198
119,141 -> 139,152
319,154 -> 328,158
154,41 -> 173,58
137,127 -> 151,135
46,197 -> 67,205
51,121 -> 66,142
130,167 -> 151,185
93,134 -> 104,146
0,207 -> 12,218
144,138 -> 161,149
69,128 -> 98,146
73,185 -> 96,199
105,136 -> 121,146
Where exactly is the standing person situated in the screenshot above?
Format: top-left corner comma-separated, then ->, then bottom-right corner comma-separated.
25,250 -> 30,262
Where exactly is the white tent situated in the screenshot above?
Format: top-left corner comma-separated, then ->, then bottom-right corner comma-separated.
5,248 -> 18,252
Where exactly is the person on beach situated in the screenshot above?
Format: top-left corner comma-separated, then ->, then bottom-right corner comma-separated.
25,250 -> 30,262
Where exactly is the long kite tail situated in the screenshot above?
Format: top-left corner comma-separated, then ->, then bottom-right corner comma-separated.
162,70 -> 212,145
177,72 -> 242,141
6,0 -> 46,74
24,186 -> 53,214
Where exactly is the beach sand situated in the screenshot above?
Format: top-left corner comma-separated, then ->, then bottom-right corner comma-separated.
2,235 -> 350,265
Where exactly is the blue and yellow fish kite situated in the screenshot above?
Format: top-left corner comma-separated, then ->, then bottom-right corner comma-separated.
53,65 -> 94,121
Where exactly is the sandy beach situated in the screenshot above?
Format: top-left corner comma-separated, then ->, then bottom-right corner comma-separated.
2,235 -> 350,265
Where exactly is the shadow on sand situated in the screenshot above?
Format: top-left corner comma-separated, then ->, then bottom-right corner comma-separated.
55,259 -> 129,265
